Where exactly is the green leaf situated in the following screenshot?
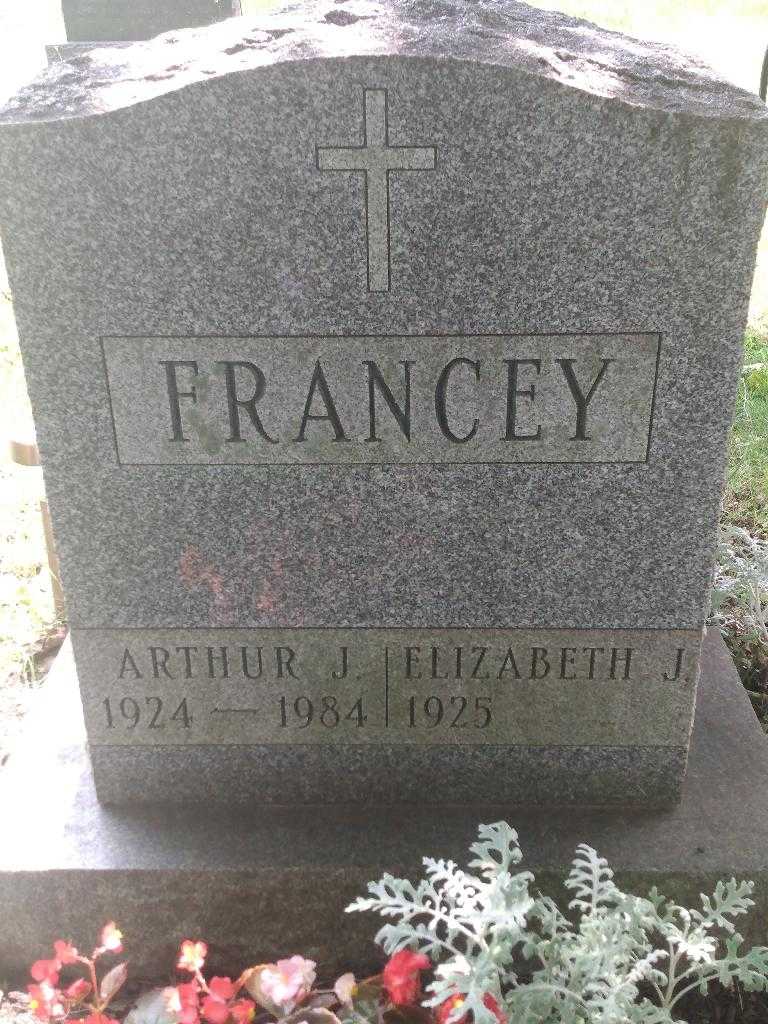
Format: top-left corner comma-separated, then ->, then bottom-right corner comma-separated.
99,961 -> 129,1005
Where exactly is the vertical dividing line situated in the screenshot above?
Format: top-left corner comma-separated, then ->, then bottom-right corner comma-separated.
384,645 -> 390,728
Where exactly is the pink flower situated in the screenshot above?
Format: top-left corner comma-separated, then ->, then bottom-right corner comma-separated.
97,923 -> 123,955
259,956 -> 316,1013
382,951 -> 431,1006
334,973 -> 356,1006
83,1015 -> 119,1024
27,983 -> 65,1022
30,940 -> 80,990
53,941 -> 79,965
202,977 -> 236,1024
178,940 -> 208,974
27,985 -> 50,1022
30,960 -> 60,986
229,1000 -> 255,1024
169,982 -> 201,1024
64,979 -> 91,1002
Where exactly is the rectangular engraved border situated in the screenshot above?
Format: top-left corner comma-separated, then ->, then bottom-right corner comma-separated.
99,331 -> 662,467
72,624 -> 699,749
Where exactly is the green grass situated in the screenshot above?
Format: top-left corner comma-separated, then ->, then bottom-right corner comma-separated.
744,330 -> 768,366
726,331 -> 768,536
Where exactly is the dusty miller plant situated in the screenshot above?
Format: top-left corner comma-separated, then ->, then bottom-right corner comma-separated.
711,524 -> 768,647
348,822 -> 768,1024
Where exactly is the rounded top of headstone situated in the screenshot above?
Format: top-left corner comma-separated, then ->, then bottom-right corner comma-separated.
1,0 -> 766,124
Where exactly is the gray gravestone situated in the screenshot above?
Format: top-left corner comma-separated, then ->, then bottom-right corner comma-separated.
61,0 -> 238,42
48,0 -> 239,67
1,0 -> 767,809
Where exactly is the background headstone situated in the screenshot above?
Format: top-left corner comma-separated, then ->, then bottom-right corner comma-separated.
1,0 -> 767,807
61,0 -> 239,42
49,0 -> 240,65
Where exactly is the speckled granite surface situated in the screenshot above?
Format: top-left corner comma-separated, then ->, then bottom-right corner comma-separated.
0,1 -> 766,803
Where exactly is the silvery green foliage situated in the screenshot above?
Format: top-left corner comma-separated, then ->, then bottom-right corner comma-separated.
348,822 -> 531,1024
124,988 -> 179,1024
339,1001 -> 380,1024
711,524 -> 768,646
347,823 -> 768,1024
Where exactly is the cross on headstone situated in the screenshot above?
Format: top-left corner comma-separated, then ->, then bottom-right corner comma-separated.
317,88 -> 436,292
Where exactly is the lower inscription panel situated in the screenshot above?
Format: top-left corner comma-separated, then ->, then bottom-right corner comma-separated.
72,627 -> 701,747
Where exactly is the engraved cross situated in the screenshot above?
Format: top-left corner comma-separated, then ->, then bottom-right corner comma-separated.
317,88 -> 436,292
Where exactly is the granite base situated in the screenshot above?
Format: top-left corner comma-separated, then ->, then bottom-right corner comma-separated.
1,631 -> 767,980
90,742 -> 689,807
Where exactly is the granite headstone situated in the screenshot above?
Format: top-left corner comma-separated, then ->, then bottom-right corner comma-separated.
49,0 -> 239,67
1,0 -> 767,807
61,0 -> 238,42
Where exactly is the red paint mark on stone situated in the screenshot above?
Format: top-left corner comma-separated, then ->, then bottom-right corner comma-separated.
178,545 -> 234,620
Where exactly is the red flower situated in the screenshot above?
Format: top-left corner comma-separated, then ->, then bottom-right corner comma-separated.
435,994 -> 505,1024
171,981 -> 201,1024
83,1015 -> 119,1024
54,941 -> 79,965
64,979 -> 92,1002
30,960 -> 60,986
27,985 -> 49,1022
202,977 -> 236,1024
229,999 -> 255,1024
436,994 -> 464,1024
382,950 -> 431,1006
178,940 -> 208,973
27,983 -> 64,1022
